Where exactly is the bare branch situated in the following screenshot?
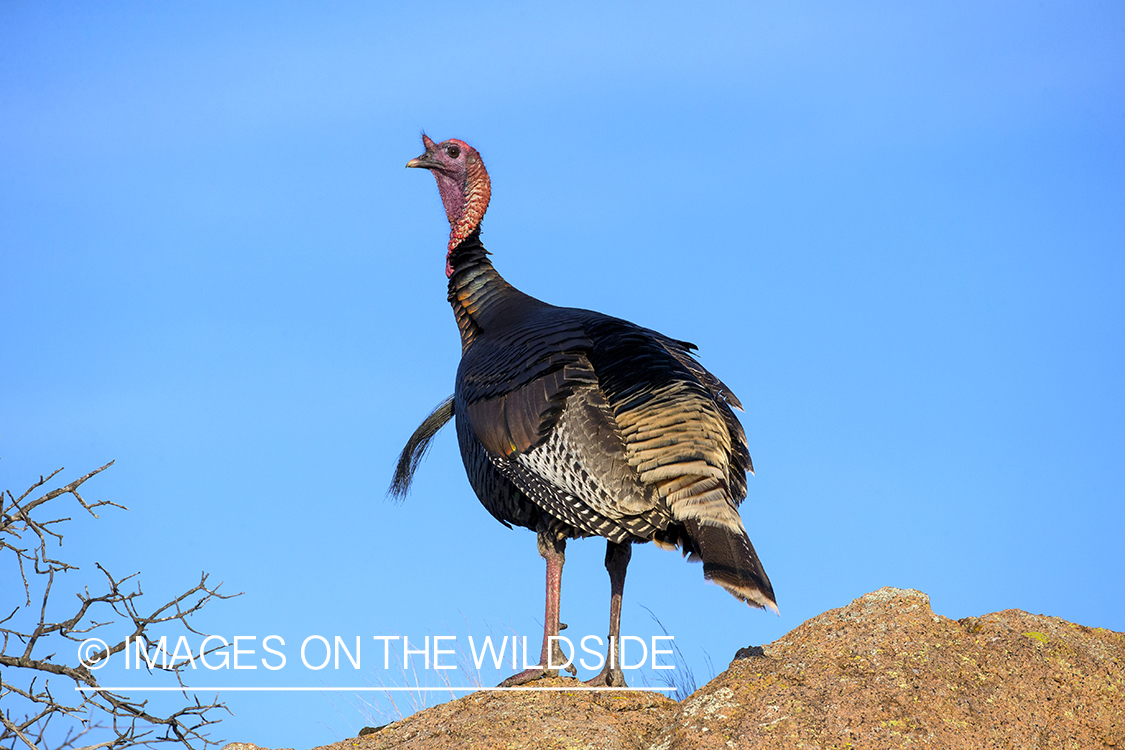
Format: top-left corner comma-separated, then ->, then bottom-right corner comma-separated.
0,712 -> 41,750
2,465 -> 238,750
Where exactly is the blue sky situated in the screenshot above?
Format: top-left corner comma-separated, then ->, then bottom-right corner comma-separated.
2,1 -> 1123,747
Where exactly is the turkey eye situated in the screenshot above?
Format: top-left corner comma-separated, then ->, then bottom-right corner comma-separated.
447,146 -> 460,158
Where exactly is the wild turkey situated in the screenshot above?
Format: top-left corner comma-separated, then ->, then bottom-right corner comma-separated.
391,135 -> 776,687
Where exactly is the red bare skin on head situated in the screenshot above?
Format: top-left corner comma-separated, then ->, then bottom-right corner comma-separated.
409,135 -> 492,277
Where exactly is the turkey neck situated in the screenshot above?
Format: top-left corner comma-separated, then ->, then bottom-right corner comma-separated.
446,227 -> 539,353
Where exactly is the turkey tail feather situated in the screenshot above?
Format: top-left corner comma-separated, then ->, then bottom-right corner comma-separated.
686,519 -> 778,614
389,396 -> 455,500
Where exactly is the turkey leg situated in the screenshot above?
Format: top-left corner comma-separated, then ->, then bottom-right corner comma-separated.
585,540 -> 631,687
500,532 -> 570,686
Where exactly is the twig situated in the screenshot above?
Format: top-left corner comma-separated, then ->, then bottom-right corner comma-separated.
2,465 -> 239,750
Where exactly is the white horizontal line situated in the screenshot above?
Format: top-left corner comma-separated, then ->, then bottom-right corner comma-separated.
76,686 -> 674,693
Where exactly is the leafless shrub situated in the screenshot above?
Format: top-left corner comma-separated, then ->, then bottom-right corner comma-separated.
1,462 -> 238,750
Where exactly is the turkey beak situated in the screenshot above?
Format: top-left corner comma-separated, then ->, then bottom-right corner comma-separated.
406,153 -> 439,170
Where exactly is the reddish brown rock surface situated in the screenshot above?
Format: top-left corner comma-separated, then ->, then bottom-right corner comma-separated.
223,588 -> 1124,749
220,685 -> 675,750
653,587 -> 1123,748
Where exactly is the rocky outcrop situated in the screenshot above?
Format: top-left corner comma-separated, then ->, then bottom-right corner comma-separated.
651,587 -> 1123,748
224,588 -> 1124,749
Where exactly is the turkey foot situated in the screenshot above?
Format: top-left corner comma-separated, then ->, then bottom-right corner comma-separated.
583,634 -> 628,687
